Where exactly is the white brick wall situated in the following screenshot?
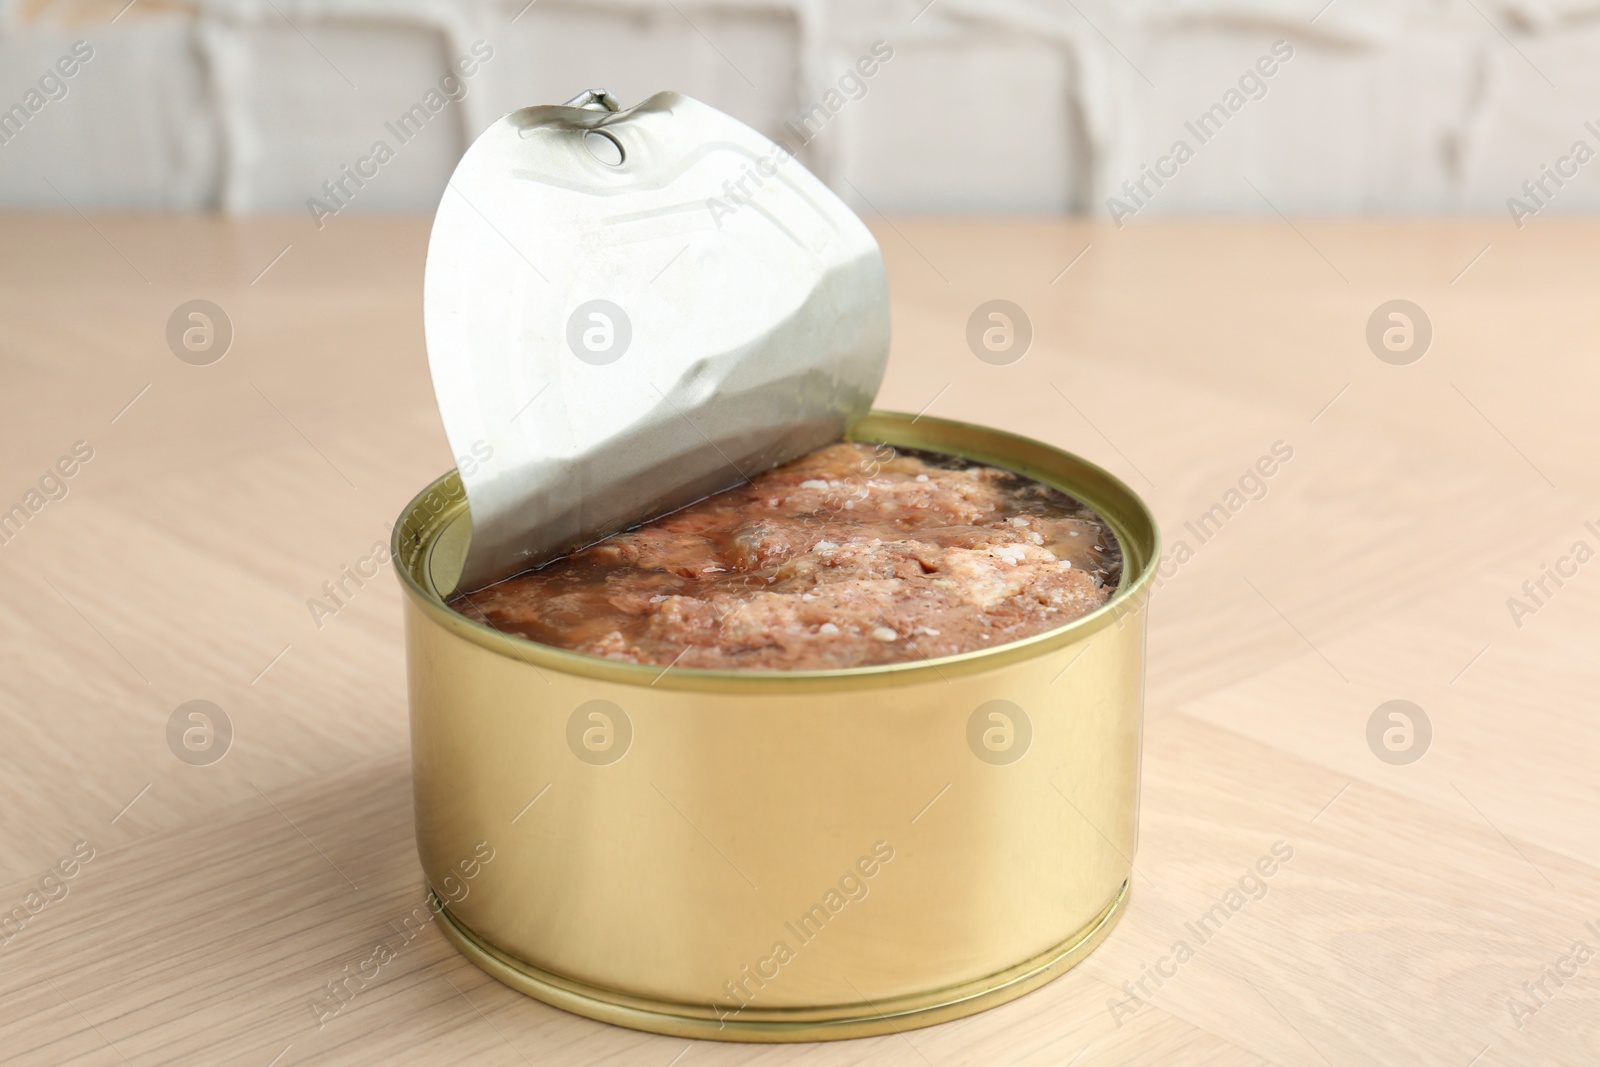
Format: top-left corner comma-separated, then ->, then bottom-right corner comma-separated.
2,0 -> 1599,222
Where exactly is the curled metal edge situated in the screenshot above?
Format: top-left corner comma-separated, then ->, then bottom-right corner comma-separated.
424,91 -> 889,593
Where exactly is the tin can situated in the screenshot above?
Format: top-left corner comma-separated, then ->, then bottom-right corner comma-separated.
393,411 -> 1158,1042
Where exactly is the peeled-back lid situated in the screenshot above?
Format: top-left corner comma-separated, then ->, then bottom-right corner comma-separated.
424,89 -> 890,593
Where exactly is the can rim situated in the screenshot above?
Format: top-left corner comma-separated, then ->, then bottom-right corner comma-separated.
392,411 -> 1160,692
431,880 -> 1129,1041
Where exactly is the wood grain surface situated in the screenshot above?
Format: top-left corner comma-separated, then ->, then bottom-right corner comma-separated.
1,215 -> 1597,1066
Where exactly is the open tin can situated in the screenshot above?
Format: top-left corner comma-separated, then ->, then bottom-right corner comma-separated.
393,410 -> 1157,1041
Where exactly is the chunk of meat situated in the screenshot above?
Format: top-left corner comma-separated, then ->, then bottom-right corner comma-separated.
453,442 -> 1121,669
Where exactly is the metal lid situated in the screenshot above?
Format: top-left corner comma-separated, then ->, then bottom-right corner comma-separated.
424,90 -> 889,592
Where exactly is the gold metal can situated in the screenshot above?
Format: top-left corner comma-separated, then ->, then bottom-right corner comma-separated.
392,411 -> 1158,1042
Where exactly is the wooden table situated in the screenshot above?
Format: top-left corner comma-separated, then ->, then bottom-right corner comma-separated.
2,214 -> 1596,1066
